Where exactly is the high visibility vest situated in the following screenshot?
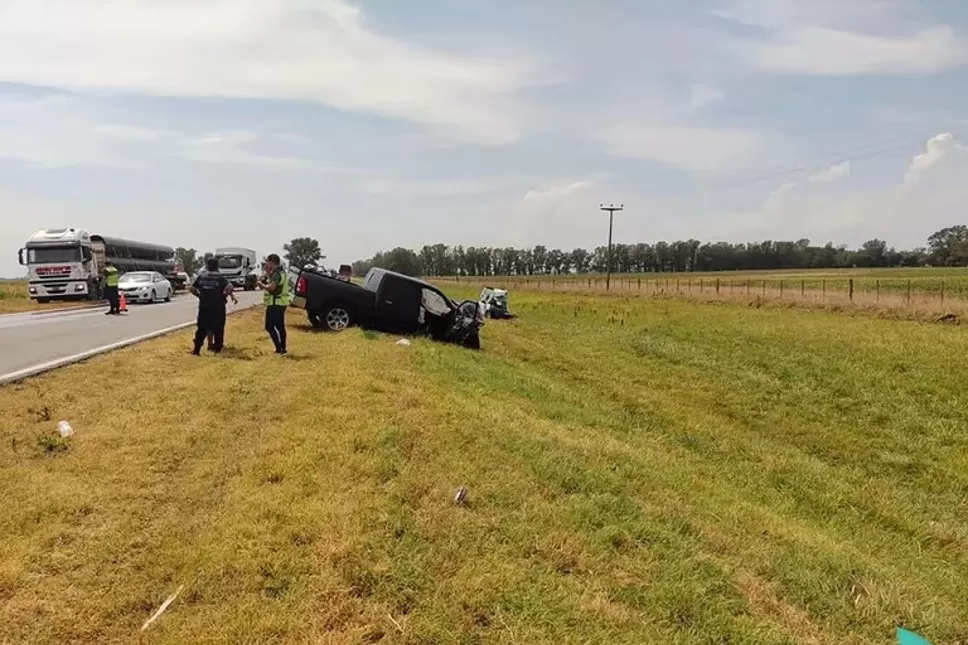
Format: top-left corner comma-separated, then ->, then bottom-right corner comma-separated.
263,267 -> 291,307
104,266 -> 119,287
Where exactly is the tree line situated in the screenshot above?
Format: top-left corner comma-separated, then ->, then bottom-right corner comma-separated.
351,226 -> 968,277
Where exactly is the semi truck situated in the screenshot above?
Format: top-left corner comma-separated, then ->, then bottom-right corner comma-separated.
18,228 -> 183,303
214,247 -> 258,291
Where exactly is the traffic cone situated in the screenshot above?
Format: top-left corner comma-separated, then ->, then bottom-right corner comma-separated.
119,292 -> 128,313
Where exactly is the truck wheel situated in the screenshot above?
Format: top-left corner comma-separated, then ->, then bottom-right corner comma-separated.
37,298 -> 50,304
321,303 -> 353,332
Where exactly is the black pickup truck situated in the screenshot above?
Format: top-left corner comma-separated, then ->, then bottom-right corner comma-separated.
290,267 -> 485,349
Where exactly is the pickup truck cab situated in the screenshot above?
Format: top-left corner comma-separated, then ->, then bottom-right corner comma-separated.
290,267 -> 485,349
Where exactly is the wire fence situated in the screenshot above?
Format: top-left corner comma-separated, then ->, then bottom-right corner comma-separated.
438,276 -> 968,317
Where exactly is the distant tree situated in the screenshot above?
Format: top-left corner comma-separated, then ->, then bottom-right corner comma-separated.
174,247 -> 202,275
927,226 -> 968,266
284,237 -> 323,270
369,247 -> 422,276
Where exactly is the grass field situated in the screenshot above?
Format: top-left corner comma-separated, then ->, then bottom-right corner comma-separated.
0,280 -> 32,313
443,267 -> 968,318
0,280 -> 102,315
2,291 -> 967,644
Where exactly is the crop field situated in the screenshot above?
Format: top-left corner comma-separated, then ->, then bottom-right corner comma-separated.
1,290 -> 967,644
443,267 -> 968,318
0,280 -> 32,313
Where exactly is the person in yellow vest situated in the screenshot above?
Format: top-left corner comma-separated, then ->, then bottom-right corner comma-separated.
258,254 -> 290,355
102,262 -> 121,315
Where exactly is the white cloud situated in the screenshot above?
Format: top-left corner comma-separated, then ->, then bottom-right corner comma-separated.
597,124 -> 784,172
688,84 -> 726,110
809,161 -> 851,184
711,132 -> 968,247
718,0 -> 967,75
523,180 -> 591,201
0,0 -> 543,145
359,178 -> 499,197
906,132 -> 962,182
0,93 -> 366,173
732,26 -> 966,75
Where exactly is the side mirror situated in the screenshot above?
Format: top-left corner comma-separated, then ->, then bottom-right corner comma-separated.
82,248 -> 92,262
17,248 -> 25,266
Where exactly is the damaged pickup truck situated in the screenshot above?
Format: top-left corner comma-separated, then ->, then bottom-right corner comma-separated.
290,267 -> 485,349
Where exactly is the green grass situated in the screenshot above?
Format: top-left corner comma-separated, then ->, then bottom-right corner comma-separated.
1,293 -> 967,644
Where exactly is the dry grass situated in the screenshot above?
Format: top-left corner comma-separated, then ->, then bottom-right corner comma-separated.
1,295 -> 967,644
0,280 -> 100,315
444,273 -> 968,322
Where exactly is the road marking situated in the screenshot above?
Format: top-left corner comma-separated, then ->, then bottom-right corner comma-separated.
0,302 -> 258,387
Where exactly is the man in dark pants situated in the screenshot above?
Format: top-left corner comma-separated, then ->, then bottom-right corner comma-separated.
190,258 -> 233,355
259,253 -> 289,355
102,262 -> 120,315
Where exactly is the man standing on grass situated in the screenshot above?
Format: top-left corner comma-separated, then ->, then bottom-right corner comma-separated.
259,253 -> 289,355
190,257 -> 234,355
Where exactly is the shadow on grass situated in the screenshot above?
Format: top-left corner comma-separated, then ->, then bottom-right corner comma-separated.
217,347 -> 256,361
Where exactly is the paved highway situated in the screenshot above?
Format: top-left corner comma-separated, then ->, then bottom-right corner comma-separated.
0,292 -> 263,384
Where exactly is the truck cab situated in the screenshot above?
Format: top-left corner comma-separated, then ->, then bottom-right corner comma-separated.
214,248 -> 258,291
19,228 -> 101,303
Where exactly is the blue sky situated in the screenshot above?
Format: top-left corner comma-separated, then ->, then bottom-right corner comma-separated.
1,0 -> 968,276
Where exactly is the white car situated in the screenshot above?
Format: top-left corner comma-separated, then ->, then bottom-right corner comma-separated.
118,271 -> 173,304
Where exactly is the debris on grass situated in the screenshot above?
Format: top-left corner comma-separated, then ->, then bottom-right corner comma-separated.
454,486 -> 468,506
57,421 -> 74,438
141,584 -> 184,632
396,338 -> 412,347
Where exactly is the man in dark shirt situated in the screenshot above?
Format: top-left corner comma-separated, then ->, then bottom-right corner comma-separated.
190,258 -> 234,355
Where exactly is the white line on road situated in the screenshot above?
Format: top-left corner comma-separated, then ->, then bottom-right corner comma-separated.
0,302 -> 258,387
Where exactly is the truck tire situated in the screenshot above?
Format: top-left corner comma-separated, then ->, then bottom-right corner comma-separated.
316,302 -> 354,332
37,298 -> 50,304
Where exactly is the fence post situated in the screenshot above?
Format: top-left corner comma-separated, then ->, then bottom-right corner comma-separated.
779,280 -> 784,298
588,278 -> 591,288
716,278 -> 721,295
700,279 -> 704,293
675,279 -> 679,293
906,280 -> 912,306
876,280 -> 880,303
638,277 -> 641,290
848,279 -> 854,301
941,280 -> 946,310
822,279 -> 826,299
801,279 -> 805,299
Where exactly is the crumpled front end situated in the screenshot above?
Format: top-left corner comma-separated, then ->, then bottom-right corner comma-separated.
446,300 -> 485,349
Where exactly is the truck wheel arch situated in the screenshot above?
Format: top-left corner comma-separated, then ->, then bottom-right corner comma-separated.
312,300 -> 356,331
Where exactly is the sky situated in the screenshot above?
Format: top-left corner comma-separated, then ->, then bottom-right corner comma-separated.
2,0 -> 968,276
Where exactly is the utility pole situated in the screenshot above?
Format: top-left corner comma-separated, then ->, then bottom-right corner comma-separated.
600,203 -> 624,291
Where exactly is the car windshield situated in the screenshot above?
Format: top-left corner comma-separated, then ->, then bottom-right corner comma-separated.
28,246 -> 81,264
122,272 -> 152,282
218,255 -> 242,269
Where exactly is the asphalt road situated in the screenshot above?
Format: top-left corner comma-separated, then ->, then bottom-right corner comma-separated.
0,292 -> 263,383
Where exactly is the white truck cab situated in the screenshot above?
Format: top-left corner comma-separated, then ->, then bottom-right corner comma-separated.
19,228 -> 100,303
214,247 -> 259,291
